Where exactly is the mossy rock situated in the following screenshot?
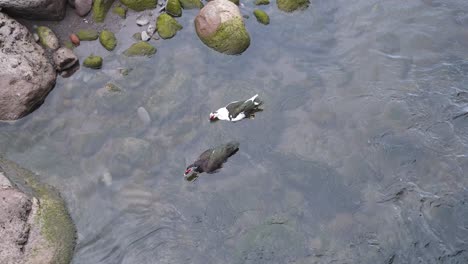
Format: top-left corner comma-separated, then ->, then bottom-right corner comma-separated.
99,30 -> 117,51
253,9 -> 269,25
277,0 -> 309,12
64,41 -> 75,50
123,41 -> 157,56
76,29 -> 99,40
92,0 -> 115,22
179,0 -> 203,9
157,13 -> 183,39
83,55 -> 103,69
166,0 -> 182,17
228,0 -> 239,5
112,6 -> 127,18
37,26 -> 59,49
120,0 -> 158,11
255,0 -> 269,5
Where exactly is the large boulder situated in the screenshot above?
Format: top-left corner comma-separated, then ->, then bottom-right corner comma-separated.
0,12 -> 56,121
0,0 -> 67,20
0,157 -> 76,264
194,0 -> 250,55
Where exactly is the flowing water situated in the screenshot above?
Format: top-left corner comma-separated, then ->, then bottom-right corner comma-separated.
2,0 -> 468,263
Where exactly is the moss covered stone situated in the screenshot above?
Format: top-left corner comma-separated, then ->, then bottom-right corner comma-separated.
123,42 -> 157,56
228,0 -> 239,5
255,0 -> 269,5
253,9 -> 269,25
166,0 -> 182,17
76,29 -> 99,41
120,0 -> 157,11
63,41 -> 75,50
112,6 -> 127,18
83,55 -> 103,69
92,0 -> 115,22
99,30 -> 117,51
157,13 -> 183,39
37,26 -> 59,50
277,0 -> 309,12
179,0 -> 203,9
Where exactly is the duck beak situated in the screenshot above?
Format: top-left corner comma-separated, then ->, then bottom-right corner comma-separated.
209,113 -> 216,121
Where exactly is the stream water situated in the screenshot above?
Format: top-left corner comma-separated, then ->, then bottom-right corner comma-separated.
2,0 -> 468,263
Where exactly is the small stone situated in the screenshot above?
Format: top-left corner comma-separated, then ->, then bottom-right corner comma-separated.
137,106 -> 151,125
76,29 -> 99,40
53,47 -> 79,71
75,0 -> 93,16
70,33 -> 80,46
277,0 -> 309,12
147,24 -> 156,35
92,0 -> 115,22
113,6 -> 127,18
105,82 -> 121,92
120,0 -> 157,11
136,17 -> 149,26
157,13 -> 182,39
255,0 -> 269,4
64,40 -> 75,49
36,26 -> 59,50
166,0 -> 182,17
99,30 -> 117,51
141,31 -> 151,41
253,9 -> 269,25
179,0 -> 203,9
132,32 -> 143,40
33,33 -> 39,42
123,41 -> 157,57
83,55 -> 103,69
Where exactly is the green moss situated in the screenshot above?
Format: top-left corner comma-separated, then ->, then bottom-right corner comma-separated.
120,0 -> 157,11
0,157 -> 76,264
132,32 -> 142,40
179,0 -> 203,9
92,0 -> 115,22
157,13 -> 182,39
277,0 -> 309,12
253,9 -> 269,25
112,6 -> 127,18
228,0 -> 239,5
64,41 -> 74,50
105,83 -> 122,92
76,29 -> 99,41
196,16 -> 250,55
99,30 -> 117,51
37,26 -> 58,49
166,0 -> 182,17
255,0 -> 269,5
83,55 -> 103,69
123,41 -> 157,56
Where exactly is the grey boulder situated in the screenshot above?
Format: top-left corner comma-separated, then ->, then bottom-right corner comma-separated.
0,0 -> 67,20
53,47 -> 78,71
75,0 -> 92,16
0,12 -> 56,121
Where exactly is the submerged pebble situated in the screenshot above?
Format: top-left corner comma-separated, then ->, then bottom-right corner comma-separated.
141,31 -> 151,41
136,17 -> 149,26
137,107 -> 151,125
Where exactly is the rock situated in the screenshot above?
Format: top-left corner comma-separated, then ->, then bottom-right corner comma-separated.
83,55 -> 103,68
64,40 -> 74,49
123,41 -> 156,56
112,5 -> 127,18
0,0 -> 67,20
276,0 -> 308,12
179,0 -> 203,9
136,16 -> 149,26
137,106 -> 151,125
92,0 -> 115,22
253,9 -> 269,25
166,0 -> 182,17
37,26 -> 59,50
70,33 -> 80,45
75,0 -> 93,16
76,29 -> 99,40
33,33 -> 39,42
60,62 -> 80,78
141,30 -> 150,41
157,13 -> 182,39
99,30 -> 117,51
53,47 -> 78,71
68,0 -> 75,7
194,0 -> 250,55
0,157 -> 76,264
228,0 -> 239,5
255,0 -> 269,5
120,0 -> 157,11
147,23 -> 156,35
132,32 -> 142,40
0,13 -> 56,121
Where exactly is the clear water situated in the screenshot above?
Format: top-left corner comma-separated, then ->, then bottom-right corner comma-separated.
2,0 -> 468,263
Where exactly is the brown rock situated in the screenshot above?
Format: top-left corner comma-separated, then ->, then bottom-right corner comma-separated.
70,33 -> 80,46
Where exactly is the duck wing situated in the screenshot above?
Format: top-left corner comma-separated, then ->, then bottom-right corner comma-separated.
228,95 -> 263,119
205,142 -> 240,173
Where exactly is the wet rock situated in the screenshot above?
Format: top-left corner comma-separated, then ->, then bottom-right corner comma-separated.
132,32 -> 143,40
99,30 -> 117,51
92,0 -> 115,22
0,13 -> 56,121
120,0 -> 157,11
255,0 -> 269,5
157,13 -> 182,39
141,30 -> 150,41
179,0 -> 203,9
0,157 -> 76,264
64,40 -> 74,49
60,62 -> 80,78
228,0 -> 239,5
136,16 -> 149,26
166,0 -> 182,17
276,0 -> 309,12
195,0 -> 250,55
76,29 -> 99,40
83,55 -> 103,68
147,23 -> 156,35
53,47 -> 78,72
112,5 -> 127,18
33,32 -> 39,42
37,26 -> 59,50
0,0 -> 67,20
123,41 -> 156,56
69,33 -> 80,45
75,0 -> 93,16
253,9 -> 269,25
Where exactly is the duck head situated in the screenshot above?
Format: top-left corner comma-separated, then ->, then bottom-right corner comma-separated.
209,112 -> 219,122
184,164 -> 200,181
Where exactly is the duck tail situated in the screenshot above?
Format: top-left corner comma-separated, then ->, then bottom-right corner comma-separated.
248,94 -> 263,106
225,141 -> 240,157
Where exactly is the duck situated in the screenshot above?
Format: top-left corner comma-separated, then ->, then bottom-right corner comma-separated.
184,141 -> 240,181
209,94 -> 263,122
